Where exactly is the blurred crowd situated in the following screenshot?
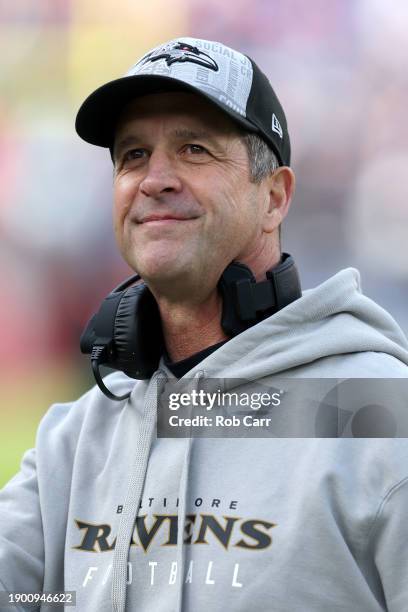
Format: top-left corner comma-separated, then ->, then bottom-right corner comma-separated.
1,0 -> 407,386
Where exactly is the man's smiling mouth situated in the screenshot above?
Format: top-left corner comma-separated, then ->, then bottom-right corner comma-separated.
138,214 -> 199,224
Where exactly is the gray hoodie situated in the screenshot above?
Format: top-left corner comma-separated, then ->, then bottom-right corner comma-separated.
1,268 -> 408,612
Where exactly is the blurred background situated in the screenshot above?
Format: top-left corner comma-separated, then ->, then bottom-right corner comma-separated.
1,0 -> 408,486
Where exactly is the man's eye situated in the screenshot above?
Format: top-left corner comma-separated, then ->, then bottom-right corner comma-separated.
123,148 -> 147,162
184,144 -> 208,155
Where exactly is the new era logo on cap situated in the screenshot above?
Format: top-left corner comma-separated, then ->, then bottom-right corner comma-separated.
272,113 -> 283,139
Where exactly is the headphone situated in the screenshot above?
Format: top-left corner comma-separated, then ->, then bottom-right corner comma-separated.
80,253 -> 301,400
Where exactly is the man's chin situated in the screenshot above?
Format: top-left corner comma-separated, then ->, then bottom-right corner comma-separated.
132,257 -> 192,287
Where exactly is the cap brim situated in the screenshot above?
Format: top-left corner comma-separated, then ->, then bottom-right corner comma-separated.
75,74 -> 257,148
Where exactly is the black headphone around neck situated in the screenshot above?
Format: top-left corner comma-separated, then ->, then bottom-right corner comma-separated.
80,253 -> 301,401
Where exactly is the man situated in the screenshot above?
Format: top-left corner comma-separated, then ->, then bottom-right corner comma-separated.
1,37 -> 408,612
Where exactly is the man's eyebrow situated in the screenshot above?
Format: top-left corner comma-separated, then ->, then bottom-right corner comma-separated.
113,135 -> 141,160
172,128 -> 227,150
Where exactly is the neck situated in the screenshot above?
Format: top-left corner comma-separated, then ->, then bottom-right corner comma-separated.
152,247 -> 282,363
156,289 -> 228,362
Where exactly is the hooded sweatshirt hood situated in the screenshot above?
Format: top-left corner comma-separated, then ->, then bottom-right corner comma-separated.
1,267 -> 408,612
197,267 -> 408,380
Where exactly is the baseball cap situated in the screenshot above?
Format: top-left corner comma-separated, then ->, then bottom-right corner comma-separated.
75,37 -> 291,166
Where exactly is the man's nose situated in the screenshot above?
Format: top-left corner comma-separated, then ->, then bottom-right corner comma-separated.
139,151 -> 183,198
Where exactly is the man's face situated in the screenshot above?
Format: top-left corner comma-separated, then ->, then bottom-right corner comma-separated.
113,91 -> 272,298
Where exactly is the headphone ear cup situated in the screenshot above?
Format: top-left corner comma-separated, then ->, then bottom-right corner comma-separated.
113,284 -> 163,379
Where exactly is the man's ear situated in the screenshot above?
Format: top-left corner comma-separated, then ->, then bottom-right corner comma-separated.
262,167 -> 296,233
